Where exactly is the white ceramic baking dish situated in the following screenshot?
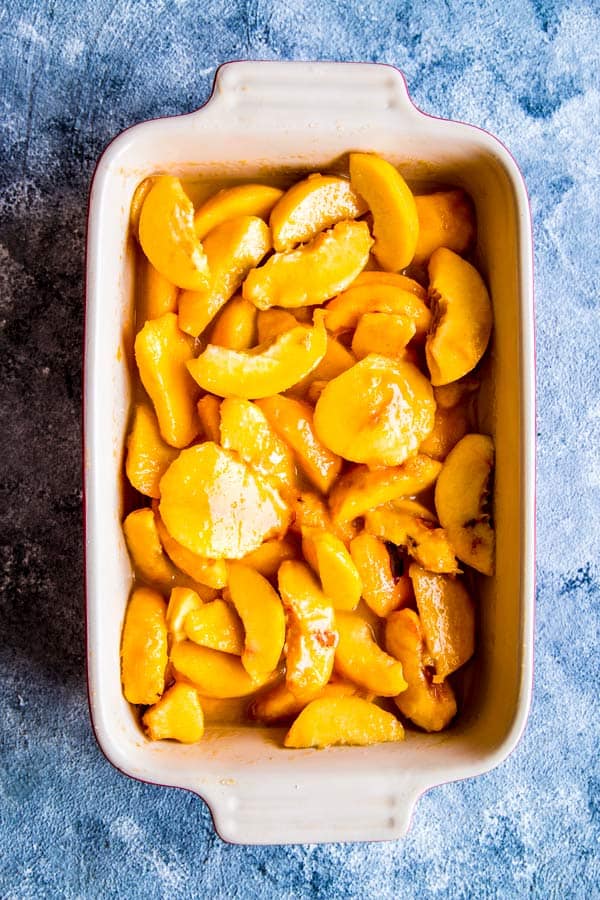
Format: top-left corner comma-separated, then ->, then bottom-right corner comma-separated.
84,60 -> 535,845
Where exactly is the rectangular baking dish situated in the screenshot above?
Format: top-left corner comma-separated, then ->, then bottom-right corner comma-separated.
84,60 -> 535,844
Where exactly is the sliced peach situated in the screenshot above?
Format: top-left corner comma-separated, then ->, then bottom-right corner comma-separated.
134,312 -> 199,448
364,505 -> 459,574
270,173 -> 368,251
325,283 -> 431,336
257,395 -> 342,494
434,433 -> 495,574
159,443 -> 289,559
289,492 -> 332,534
348,270 -> 427,300
125,403 -> 178,499
165,587 -> 204,644
136,256 -> 178,327
153,505 -> 227,589
228,562 -> 286,678
187,313 -> 327,400
256,308 -> 298,343
349,152 -> 418,271
334,611 -> 407,695
240,537 -> 298,578
179,216 -> 271,336
329,454 -> 442,528
433,375 -> 479,410
278,560 -> 337,702
284,696 -> 404,748
351,312 -> 416,360
426,248 -> 493,386
250,678 -> 359,724
349,532 -> 411,617
196,394 -> 221,443
243,220 -> 372,309
194,183 -> 283,239
419,403 -> 470,461
138,175 -> 210,290
184,599 -> 245,655
121,587 -> 168,705
385,608 -> 457,731
413,189 -> 475,266
288,336 -> 356,399
209,294 -> 257,350
130,177 -> 155,242
302,529 -> 362,611
313,355 -> 435,467
123,508 -> 176,588
409,563 -> 475,681
142,682 -> 204,743
220,398 -> 297,495
171,641 -> 266,698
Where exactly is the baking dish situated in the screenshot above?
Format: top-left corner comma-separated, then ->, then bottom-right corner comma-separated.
84,60 -> 535,844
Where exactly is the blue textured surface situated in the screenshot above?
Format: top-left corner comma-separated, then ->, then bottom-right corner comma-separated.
1,0 -> 599,896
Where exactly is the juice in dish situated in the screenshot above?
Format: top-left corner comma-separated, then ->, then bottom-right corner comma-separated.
120,156 -> 495,748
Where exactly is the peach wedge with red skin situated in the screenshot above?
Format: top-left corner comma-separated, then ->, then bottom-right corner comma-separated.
349,532 -> 412,618
364,504 -> 459,575
269,173 -> 368,251
194,184 -> 283,239
434,433 -> 495,575
385,608 -> 457,732
278,561 -> 337,702
178,216 -> 271,337
426,248 -> 493,386
334,611 -> 407,696
138,175 -> 209,290
142,682 -> 205,743
314,355 -> 436,468
228,563 -> 286,679
243,220 -> 373,310
187,314 -> 327,400
284,696 -> 404,748
121,587 -> 168,705
349,152 -> 419,271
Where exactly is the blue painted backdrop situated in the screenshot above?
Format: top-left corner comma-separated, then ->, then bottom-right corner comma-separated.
1,0 -> 598,897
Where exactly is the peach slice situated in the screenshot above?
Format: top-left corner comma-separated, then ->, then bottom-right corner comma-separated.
413,189 -> 475,266
138,176 -> 210,290
187,314 -> 327,400
194,184 -> 283,239
270,173 -> 368,251
184,599 -> 245,655
425,247 -> 493,386
243,220 -> 373,309
284,696 -> 404,748
123,508 -> 176,588
130,177 -> 155,242
228,563 -> 286,678
349,152 -> 419,271
209,294 -> 257,350
153,505 -> 228,589
324,283 -> 431,336
159,443 -> 289,559
328,454 -> 442,528
334,611 -> 407,696
196,394 -> 222,443
364,505 -> 459,574
136,256 -> 178,327
433,375 -> 479,410
301,529 -> 362,611
256,308 -> 298,343
250,678 -> 359,724
171,641 -> 266,698
142,682 -> 205,743
125,403 -> 178,499
165,587 -> 204,644
419,403 -> 470,461
314,355 -> 436,467
288,336 -> 356,399
385,608 -> 457,731
289,492 -> 332,534
351,312 -> 416,360
409,563 -> 475,682
348,270 -> 427,299
121,587 -> 168,705
240,537 -> 298,578
134,312 -> 200,449
220,398 -> 297,495
178,216 -> 271,336
257,395 -> 342,494
349,533 -> 411,617
278,560 -> 337,702
434,433 -> 495,575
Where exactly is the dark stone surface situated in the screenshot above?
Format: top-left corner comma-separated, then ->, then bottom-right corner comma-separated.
1,0 -> 599,896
